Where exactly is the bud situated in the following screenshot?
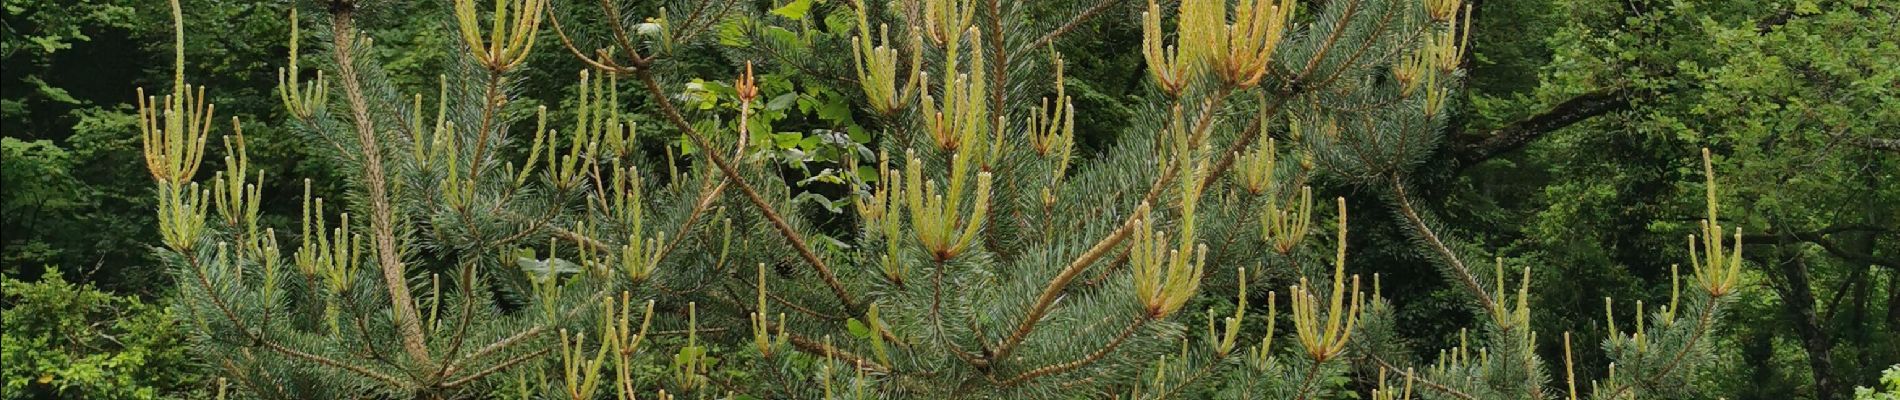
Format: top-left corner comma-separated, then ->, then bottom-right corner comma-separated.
904,150 -> 994,260
1290,198 -> 1363,362
154,181 -> 209,253
1214,0 -> 1297,88
851,3 -> 921,115
1689,148 -> 1743,297
923,0 -> 976,45
1262,186 -> 1314,254
751,263 -> 790,356
277,8 -> 327,120
1235,138 -> 1279,195
559,328 -> 610,400
453,0 -> 547,72
1131,216 -> 1208,318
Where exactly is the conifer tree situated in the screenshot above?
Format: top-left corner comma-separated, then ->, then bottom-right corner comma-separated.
142,0 -> 1743,398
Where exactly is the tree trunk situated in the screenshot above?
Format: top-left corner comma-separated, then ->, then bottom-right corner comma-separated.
1886,267 -> 1899,331
1772,245 -> 1841,400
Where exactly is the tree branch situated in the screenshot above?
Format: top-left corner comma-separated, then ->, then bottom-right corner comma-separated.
328,2 -> 435,369
630,66 -> 863,315
1742,228 -> 1900,269
1451,88 -> 1634,170
1852,137 -> 1900,153
1387,173 -> 1499,314
998,314 -> 1151,387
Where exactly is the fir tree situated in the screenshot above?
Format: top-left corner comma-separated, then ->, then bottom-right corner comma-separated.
141,0 -> 1744,398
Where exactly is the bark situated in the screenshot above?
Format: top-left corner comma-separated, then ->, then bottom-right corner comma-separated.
1887,268 -> 1900,331
329,1 -> 434,370
1770,245 -> 1841,400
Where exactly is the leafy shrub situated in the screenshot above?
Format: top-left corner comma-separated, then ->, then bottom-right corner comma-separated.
1859,365 -> 1900,400
1,271 -> 208,399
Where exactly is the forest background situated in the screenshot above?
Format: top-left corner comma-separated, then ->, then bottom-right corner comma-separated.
1,0 -> 1895,398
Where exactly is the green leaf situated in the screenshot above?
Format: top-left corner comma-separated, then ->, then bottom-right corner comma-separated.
793,192 -> 843,214
1794,0 -> 1821,15
770,0 -> 814,20
767,93 -> 798,111
25,77 -> 79,105
774,132 -> 803,149
817,98 -> 853,123
846,318 -> 869,339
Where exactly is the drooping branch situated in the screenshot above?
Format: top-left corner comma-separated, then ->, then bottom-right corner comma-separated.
1450,88 -> 1634,170
997,314 -> 1151,387
1387,173 -> 1499,314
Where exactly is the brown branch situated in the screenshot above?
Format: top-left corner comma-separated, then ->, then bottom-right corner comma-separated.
1388,173 -> 1499,314
659,176 -> 732,261
993,89 -> 1237,363
1306,0 -> 1403,91
441,347 -> 554,389
467,72 -> 505,180
1199,98 -> 1282,191
990,207 -> 1148,362
180,251 -> 407,387
547,8 -> 635,74
1293,0 -> 1366,81
1451,88 -> 1634,170
629,65 -> 863,315
429,263 -> 481,381
328,3 -> 435,369
998,314 -> 1151,387
784,329 -> 891,373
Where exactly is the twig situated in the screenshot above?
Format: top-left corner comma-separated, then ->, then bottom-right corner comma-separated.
998,314 -> 1151,386
1387,173 -> 1499,314
631,65 -> 864,315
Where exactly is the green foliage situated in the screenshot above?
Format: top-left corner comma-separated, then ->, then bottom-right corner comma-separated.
116,0 -> 1778,398
0,0 -> 1865,397
1,111 -> 159,285
2,0 -> 355,289
1857,365 -> 1900,400
146,0 -> 1751,397
1445,0 -> 1900,397
1,271 -> 208,399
